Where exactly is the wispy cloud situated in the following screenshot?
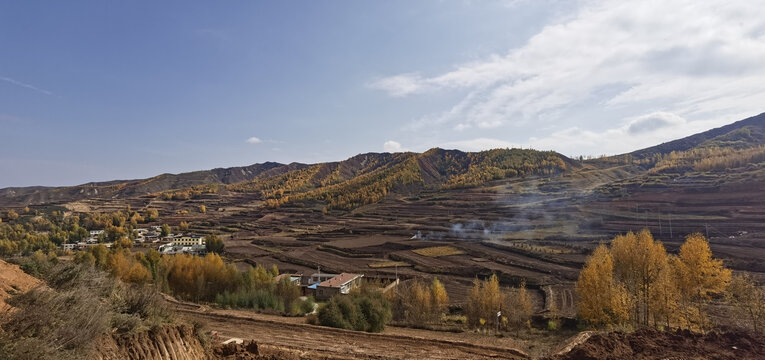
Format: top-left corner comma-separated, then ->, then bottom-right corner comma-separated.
246,136 -> 262,144
371,0 -> 765,135
0,76 -> 54,96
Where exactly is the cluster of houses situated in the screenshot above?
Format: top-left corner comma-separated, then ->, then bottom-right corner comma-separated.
60,225 -> 207,255
58,228 -> 375,302
61,229 -> 107,251
158,235 -> 206,255
274,270 -> 364,300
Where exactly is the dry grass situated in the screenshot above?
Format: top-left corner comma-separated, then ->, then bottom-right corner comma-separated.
412,246 -> 464,257
368,261 -> 411,269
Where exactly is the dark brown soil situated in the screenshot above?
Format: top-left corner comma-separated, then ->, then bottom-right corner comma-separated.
549,328 -> 765,360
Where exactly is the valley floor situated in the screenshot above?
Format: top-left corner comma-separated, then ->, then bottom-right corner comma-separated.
168,296 -> 576,359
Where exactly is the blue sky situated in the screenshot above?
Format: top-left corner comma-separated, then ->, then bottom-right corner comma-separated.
2,1 -> 765,187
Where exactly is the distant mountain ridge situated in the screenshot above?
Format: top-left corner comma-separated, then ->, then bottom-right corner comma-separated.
0,161 -> 306,206
629,112 -> 765,159
2,112 -> 764,207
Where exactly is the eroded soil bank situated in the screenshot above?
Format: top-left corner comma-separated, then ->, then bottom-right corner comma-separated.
548,327 -> 765,360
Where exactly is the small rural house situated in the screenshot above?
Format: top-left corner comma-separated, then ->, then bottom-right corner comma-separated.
315,273 -> 364,300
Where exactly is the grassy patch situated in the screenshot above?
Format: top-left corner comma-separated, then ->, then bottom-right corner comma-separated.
368,261 -> 411,269
413,246 -> 464,257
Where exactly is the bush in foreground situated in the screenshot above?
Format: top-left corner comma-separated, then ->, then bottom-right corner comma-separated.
317,290 -> 391,332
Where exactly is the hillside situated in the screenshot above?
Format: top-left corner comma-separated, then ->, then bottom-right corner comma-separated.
3,113 -> 765,209
0,161 -> 305,206
629,112 -> 765,159
0,148 -> 569,208
0,259 -> 40,313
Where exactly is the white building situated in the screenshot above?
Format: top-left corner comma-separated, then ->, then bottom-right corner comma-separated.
175,235 -> 205,246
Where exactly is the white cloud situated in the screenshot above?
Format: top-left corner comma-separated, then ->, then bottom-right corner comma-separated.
0,76 -> 53,96
246,137 -> 262,144
434,111 -> 718,156
367,74 -> 426,97
440,138 -> 516,152
522,112 -> 715,156
383,140 -> 408,152
372,0 -> 765,138
454,123 -> 471,131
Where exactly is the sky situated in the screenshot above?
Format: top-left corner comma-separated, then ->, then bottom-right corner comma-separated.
2,0 -> 765,187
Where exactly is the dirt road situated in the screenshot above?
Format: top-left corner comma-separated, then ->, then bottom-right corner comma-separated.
170,299 -> 528,359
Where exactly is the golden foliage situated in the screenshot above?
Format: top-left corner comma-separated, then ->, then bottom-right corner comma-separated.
610,230 -> 669,327
576,231 -> 731,331
443,149 -> 566,189
393,277 -> 450,325
159,183 -> 220,201
650,145 -> 765,173
672,233 -> 731,330
507,281 -> 533,330
466,274 -> 507,329
224,149 -> 566,211
576,244 -> 630,327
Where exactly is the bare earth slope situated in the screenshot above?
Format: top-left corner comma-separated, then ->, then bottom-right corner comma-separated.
548,328 -> 765,360
0,259 -> 40,313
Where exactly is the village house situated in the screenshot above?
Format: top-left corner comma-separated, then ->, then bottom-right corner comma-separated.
303,272 -> 338,286
315,273 -> 364,300
159,242 -> 206,255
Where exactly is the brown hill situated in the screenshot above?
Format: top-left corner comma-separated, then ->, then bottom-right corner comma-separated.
0,161 -> 305,206
3,112 -> 765,209
630,112 -> 765,159
0,259 -> 41,313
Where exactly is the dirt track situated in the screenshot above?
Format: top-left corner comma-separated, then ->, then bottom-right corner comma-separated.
170,299 -> 528,360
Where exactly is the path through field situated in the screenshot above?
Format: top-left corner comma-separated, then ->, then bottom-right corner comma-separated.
169,298 -> 529,359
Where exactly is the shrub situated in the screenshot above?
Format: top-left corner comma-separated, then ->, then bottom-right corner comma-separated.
317,291 -> 391,332
0,262 -> 174,359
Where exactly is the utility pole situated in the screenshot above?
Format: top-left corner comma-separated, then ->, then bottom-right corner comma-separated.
706,223 -> 709,239
645,211 -> 648,229
669,214 -> 673,239
659,216 -> 663,237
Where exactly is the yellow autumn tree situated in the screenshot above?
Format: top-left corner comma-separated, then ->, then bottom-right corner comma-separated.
610,230 -> 669,327
507,280 -> 533,330
430,277 -> 449,322
106,249 -> 150,284
649,262 -> 680,329
394,277 -> 449,325
728,273 -> 765,333
576,244 -> 630,327
466,274 -> 507,329
672,233 -> 731,330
